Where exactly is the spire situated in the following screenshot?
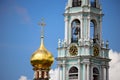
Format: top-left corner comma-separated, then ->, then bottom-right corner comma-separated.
38,18 -> 46,45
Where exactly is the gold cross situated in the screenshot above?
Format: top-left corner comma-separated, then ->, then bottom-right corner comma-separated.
38,18 -> 46,38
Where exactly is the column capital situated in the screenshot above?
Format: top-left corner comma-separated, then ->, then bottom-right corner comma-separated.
64,17 -> 69,22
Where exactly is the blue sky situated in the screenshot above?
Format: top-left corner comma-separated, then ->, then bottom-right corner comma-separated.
0,0 -> 120,80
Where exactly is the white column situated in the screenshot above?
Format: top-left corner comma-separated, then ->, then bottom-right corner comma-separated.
87,64 -> 90,80
99,17 -> 102,44
82,64 -> 88,80
58,65 -> 61,80
64,17 -> 69,44
63,65 -> 65,80
67,0 -> 72,7
103,68 -> 106,80
87,17 -> 90,40
86,17 -> 88,40
34,71 -> 36,79
101,66 -> 104,80
81,17 -> 84,39
84,17 -> 87,39
90,65 -> 93,80
63,61 -> 66,80
84,0 -> 87,5
82,64 -> 86,80
69,20 -> 71,44
60,67 -> 62,80
106,67 -> 109,80
78,59 -> 81,80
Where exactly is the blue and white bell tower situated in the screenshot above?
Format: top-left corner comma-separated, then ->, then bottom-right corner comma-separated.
56,0 -> 111,80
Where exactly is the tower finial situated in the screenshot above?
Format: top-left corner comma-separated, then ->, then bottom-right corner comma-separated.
38,18 -> 46,44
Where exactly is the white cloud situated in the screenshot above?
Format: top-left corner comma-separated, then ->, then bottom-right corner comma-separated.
15,6 -> 32,25
49,68 -> 59,80
109,50 -> 120,80
19,76 -> 27,80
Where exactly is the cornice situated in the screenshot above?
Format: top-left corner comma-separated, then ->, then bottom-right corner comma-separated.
64,12 -> 104,17
56,55 -> 111,62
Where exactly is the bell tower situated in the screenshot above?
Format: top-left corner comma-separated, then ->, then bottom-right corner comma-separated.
64,0 -> 102,44
56,0 -> 111,80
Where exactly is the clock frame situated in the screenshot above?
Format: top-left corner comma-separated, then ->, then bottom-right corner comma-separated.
93,45 -> 99,56
69,45 -> 78,56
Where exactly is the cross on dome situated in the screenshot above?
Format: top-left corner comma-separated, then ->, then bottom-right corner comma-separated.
38,18 -> 46,27
38,18 -> 46,43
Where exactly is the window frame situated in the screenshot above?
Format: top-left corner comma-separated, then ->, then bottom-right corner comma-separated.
72,0 -> 82,7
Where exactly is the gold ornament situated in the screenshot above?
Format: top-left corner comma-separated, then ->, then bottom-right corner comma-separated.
93,45 -> 99,56
69,45 -> 78,56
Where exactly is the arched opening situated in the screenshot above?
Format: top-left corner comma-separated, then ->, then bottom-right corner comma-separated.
93,67 -> 99,80
90,20 -> 98,43
71,19 -> 80,43
69,66 -> 78,80
72,0 -> 82,7
90,0 -> 96,7
90,20 -> 95,39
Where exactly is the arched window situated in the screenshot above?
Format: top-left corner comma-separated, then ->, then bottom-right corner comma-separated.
90,20 -> 98,43
72,0 -> 82,7
69,66 -> 78,80
90,0 -> 96,7
93,67 -> 99,80
90,20 -> 95,39
71,19 -> 80,43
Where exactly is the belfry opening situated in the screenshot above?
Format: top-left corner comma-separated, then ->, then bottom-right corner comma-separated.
69,66 -> 78,80
71,19 -> 80,43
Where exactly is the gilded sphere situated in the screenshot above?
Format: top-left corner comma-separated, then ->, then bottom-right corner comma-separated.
30,43 -> 54,69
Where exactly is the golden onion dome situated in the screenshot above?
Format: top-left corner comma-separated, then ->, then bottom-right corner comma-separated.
30,19 -> 54,69
30,41 -> 54,69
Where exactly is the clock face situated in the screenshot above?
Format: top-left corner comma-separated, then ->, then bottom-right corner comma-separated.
93,45 -> 99,56
69,45 -> 78,56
